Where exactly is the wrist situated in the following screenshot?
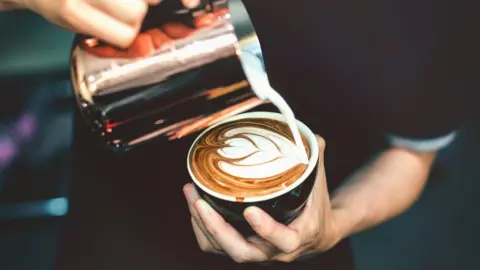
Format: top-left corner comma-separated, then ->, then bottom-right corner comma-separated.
330,202 -> 366,241
315,207 -> 355,252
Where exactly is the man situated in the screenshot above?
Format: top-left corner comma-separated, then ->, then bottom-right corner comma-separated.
0,0 -> 474,269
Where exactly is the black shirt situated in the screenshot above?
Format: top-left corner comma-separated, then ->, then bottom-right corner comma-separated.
244,0 -> 475,139
55,1 -> 476,269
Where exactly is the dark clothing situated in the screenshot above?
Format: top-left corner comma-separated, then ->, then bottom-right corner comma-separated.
243,0 -> 475,140
56,107 -> 355,270
56,0 -> 475,269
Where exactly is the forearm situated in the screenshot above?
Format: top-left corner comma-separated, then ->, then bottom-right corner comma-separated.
0,0 -> 25,11
331,147 -> 436,239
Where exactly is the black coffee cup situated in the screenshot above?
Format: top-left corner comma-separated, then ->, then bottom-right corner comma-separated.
187,111 -> 319,236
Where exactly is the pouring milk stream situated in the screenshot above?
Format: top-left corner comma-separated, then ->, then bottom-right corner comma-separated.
239,51 -> 309,164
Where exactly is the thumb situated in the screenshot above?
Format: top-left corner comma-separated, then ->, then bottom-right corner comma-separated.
312,135 -> 329,195
315,135 -> 326,166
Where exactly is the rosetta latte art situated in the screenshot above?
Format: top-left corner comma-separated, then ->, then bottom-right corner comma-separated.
189,118 -> 310,199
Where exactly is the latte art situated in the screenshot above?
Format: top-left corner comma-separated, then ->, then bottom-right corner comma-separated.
218,127 -> 304,178
189,118 -> 310,199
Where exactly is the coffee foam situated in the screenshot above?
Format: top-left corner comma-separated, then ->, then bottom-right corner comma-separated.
217,127 -> 302,178
189,118 -> 310,199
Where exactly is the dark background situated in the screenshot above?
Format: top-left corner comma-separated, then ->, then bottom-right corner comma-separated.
0,1 -> 478,269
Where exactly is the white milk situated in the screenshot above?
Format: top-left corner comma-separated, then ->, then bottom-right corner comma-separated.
239,51 -> 309,164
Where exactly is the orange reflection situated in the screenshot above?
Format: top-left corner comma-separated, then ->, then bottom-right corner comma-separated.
169,97 -> 266,140
203,80 -> 250,99
81,8 -> 229,59
102,79 -> 250,134
127,97 -> 265,146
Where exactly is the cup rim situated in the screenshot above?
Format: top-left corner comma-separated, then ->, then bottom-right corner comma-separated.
187,111 -> 319,203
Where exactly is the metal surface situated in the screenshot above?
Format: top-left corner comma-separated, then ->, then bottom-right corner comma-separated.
70,0 -> 265,151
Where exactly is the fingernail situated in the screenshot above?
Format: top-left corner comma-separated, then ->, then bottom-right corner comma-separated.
183,185 -> 194,203
245,207 -> 261,226
196,200 -> 212,217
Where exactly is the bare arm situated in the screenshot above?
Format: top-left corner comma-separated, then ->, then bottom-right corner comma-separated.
331,147 -> 436,238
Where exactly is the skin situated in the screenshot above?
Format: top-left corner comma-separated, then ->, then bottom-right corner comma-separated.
1,0 -> 437,264
80,9 -> 229,59
0,0 -> 201,48
184,136 -> 436,263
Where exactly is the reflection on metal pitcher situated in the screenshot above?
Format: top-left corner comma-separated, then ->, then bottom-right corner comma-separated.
70,0 -> 265,151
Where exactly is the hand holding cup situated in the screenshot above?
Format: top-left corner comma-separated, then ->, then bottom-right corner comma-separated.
184,112 -> 342,263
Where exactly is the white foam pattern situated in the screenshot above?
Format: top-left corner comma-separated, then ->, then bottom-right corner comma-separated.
216,127 -> 302,179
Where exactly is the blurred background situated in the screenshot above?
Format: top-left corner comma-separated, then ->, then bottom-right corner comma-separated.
0,1 -> 478,269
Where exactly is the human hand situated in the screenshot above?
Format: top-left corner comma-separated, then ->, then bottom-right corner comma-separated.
183,136 -> 343,263
19,0 -> 201,48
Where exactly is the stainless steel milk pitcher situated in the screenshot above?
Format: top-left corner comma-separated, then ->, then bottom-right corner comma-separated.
70,0 -> 266,151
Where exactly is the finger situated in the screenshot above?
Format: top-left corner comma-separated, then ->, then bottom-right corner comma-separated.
67,1 -> 138,48
286,138 -> 328,240
125,33 -> 156,57
193,14 -> 215,28
82,44 -> 128,58
246,235 -> 281,259
89,0 -> 148,27
285,183 -> 328,245
161,22 -> 195,39
145,28 -> 174,50
296,135 -> 328,205
244,207 -> 302,254
285,136 -> 331,242
311,135 -> 330,199
191,217 -> 224,255
274,246 -> 318,262
183,184 -> 222,250
194,200 -> 268,263
81,33 -> 153,58
182,0 -> 201,9
183,184 -> 199,205
315,135 -> 326,164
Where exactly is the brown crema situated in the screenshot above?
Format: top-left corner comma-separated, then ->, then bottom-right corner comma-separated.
189,118 -> 310,200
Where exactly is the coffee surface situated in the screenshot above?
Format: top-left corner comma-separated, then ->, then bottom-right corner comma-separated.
189,118 -> 310,199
